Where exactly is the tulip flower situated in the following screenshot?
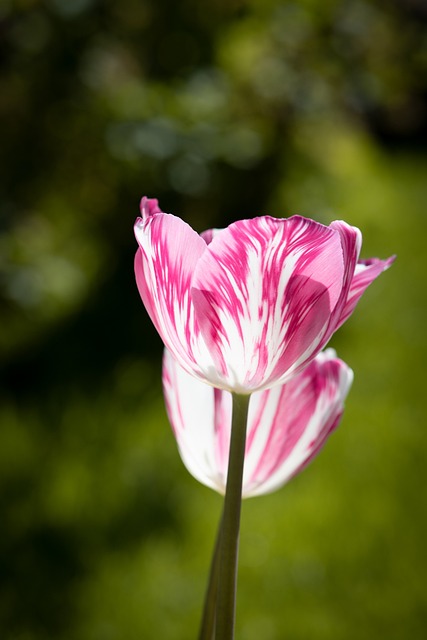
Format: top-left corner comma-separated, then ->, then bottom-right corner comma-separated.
163,347 -> 353,498
134,197 -> 394,394
134,197 -> 394,640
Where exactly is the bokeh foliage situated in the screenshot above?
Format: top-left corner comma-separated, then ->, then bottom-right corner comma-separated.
1,0 -> 426,638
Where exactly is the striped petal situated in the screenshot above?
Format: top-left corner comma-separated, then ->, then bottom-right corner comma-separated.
134,201 -> 214,378
162,348 -> 232,493
162,348 -> 353,498
191,215 -> 348,392
243,348 -> 353,497
336,256 -> 396,329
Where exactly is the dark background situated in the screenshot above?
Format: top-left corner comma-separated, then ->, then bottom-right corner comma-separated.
0,0 -> 426,638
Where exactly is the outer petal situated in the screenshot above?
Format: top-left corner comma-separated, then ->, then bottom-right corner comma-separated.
134,208 -> 215,379
242,348 -> 353,497
191,215 -> 346,392
336,256 -> 396,329
162,348 -> 353,498
162,348 -> 232,493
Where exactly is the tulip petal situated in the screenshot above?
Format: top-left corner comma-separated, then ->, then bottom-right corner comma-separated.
135,210 -> 214,378
243,349 -> 353,497
163,348 -> 353,498
191,215 -> 347,392
336,256 -> 396,329
162,348 -> 232,493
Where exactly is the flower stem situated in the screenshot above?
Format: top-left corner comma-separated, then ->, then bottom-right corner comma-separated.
198,511 -> 223,640
214,393 -> 251,640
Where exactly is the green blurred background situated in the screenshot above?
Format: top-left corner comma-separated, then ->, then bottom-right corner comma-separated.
0,0 -> 425,638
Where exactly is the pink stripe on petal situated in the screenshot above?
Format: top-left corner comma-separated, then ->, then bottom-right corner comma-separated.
243,374 -> 316,492
135,248 -> 162,334
213,387 -> 233,479
245,389 -> 270,453
269,274 -> 333,381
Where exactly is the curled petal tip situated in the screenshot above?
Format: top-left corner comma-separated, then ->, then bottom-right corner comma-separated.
140,196 -> 163,220
360,254 -> 396,269
335,252 -> 395,329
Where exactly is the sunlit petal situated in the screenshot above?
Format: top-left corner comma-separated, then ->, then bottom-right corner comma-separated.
134,206 -> 215,378
243,349 -> 353,497
192,215 -> 345,392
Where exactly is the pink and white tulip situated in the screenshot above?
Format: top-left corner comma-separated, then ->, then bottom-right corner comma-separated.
135,197 -> 394,394
163,348 -> 353,498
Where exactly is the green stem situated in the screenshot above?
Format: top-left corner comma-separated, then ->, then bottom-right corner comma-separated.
198,511 -> 223,640
214,393 -> 251,640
